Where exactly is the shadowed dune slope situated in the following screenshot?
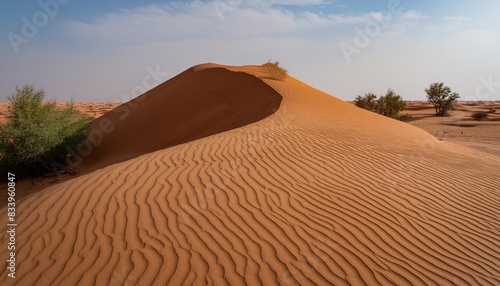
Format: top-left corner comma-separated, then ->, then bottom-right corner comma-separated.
1,64 -> 499,285
83,65 -> 282,172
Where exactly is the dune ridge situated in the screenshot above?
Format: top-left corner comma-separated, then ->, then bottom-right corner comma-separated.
82,65 -> 282,172
1,64 -> 499,285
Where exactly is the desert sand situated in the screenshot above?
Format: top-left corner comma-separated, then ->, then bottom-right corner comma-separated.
0,64 -> 499,285
0,102 -> 121,124
403,102 -> 500,159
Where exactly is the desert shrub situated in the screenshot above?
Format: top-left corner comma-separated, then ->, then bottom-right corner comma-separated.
375,89 -> 406,119
262,60 -> 288,81
354,93 -> 377,112
396,113 -> 412,122
0,84 -> 90,178
425,82 -> 460,116
355,89 -> 406,119
471,112 -> 488,121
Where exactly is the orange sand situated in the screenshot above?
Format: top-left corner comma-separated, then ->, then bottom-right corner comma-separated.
83,65 -> 282,172
0,64 -> 499,285
404,102 -> 500,159
0,102 -> 120,124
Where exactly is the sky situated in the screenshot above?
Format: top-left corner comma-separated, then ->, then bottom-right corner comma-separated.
1,0 -> 499,102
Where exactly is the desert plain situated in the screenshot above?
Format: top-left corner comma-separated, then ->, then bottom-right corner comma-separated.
0,64 -> 499,285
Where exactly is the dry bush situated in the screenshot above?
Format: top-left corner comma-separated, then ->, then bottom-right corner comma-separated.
262,60 -> 288,81
471,112 -> 488,121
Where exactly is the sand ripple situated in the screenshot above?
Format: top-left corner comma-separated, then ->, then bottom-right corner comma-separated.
1,65 -> 499,285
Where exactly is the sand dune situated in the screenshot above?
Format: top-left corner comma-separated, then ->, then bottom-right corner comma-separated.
1,64 -> 499,285
81,64 -> 282,172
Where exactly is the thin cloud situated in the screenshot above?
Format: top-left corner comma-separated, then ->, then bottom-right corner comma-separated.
398,10 -> 426,20
333,13 -> 385,25
444,16 -> 469,24
255,0 -> 330,5
64,1 -> 328,42
64,1 -> 422,44
428,16 -> 470,32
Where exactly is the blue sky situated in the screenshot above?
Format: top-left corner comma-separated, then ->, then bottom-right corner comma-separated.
1,0 -> 499,102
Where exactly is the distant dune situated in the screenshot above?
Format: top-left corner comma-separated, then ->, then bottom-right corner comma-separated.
1,64 -> 499,285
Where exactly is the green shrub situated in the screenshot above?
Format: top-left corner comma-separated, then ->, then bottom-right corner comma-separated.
354,93 -> 377,111
262,60 -> 288,81
471,112 -> 488,121
396,113 -> 412,122
355,89 -> 406,119
0,84 -> 90,178
425,82 -> 460,116
375,89 -> 406,119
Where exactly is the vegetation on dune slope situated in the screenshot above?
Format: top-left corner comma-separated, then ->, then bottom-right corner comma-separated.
0,84 -> 90,178
262,60 -> 288,81
355,89 -> 407,120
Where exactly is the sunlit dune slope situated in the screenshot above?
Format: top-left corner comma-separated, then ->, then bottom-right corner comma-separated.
83,64 -> 282,172
1,64 -> 499,286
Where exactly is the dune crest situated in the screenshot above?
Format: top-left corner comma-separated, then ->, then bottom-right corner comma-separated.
83,64 -> 282,172
1,64 -> 499,285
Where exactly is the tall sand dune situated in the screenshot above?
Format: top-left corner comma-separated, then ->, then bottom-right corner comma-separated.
83,64 -> 282,172
1,64 -> 499,285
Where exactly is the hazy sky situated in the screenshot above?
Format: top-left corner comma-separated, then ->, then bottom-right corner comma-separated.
1,0 -> 499,102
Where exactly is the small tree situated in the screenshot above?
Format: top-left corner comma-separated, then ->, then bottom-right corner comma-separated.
355,89 -> 406,119
425,82 -> 460,116
354,93 -> 377,111
375,89 -> 406,119
0,84 -> 90,178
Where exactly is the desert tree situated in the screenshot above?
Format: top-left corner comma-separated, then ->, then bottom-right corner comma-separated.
425,82 -> 460,116
375,89 -> 406,119
0,84 -> 90,178
355,89 -> 406,119
354,92 -> 377,112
